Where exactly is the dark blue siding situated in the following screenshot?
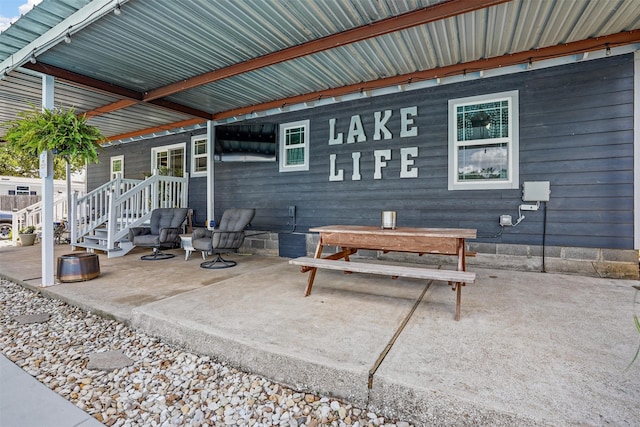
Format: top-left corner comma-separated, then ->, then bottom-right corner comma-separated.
90,54 -> 634,250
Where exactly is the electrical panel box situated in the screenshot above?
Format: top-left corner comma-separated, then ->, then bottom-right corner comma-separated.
500,215 -> 513,226
522,181 -> 550,202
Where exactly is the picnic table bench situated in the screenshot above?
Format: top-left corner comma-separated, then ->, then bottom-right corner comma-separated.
290,225 -> 477,320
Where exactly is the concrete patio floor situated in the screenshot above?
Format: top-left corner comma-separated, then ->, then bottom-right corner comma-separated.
1,242 -> 639,426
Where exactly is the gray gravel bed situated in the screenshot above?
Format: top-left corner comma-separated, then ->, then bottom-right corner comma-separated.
0,278 -> 413,427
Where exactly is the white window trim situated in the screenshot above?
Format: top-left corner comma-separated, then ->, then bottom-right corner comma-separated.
110,155 -> 124,179
151,142 -> 186,176
279,120 -> 310,172
448,90 -> 519,190
190,134 -> 208,177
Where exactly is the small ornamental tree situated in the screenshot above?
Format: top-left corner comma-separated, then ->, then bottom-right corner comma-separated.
3,105 -> 105,168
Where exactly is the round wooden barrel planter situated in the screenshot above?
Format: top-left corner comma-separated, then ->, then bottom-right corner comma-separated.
57,253 -> 100,282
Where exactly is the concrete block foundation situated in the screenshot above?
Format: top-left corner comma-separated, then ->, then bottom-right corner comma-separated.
277,232 -> 640,280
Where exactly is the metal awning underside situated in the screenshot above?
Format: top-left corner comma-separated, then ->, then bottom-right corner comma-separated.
1,0 -> 640,144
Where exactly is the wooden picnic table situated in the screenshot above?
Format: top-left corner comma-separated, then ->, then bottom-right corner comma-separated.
290,225 -> 477,320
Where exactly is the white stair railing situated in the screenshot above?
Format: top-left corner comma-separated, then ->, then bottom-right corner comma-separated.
106,173 -> 189,249
70,175 -> 142,247
12,195 -> 67,243
70,172 -> 188,252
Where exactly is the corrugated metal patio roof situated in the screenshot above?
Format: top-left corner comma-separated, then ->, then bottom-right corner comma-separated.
1,0 -> 639,143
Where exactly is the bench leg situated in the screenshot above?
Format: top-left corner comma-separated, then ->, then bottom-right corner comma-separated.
305,268 -> 318,296
455,282 -> 462,321
452,281 -> 466,321
340,247 -> 356,274
304,242 -> 324,296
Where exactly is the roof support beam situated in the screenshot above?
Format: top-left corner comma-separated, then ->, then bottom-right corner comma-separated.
147,99 -> 214,120
213,30 -> 640,120
82,100 -> 138,118
24,62 -> 141,100
25,0 -> 508,121
22,62 -> 213,119
108,118 -> 207,141
142,0 -> 510,101
107,30 -> 640,142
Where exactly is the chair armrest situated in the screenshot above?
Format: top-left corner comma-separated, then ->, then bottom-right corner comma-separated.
128,226 -> 150,241
192,227 -> 212,240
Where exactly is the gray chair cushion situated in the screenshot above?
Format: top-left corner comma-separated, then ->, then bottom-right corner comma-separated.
192,208 -> 255,253
150,208 -> 188,235
129,208 -> 188,248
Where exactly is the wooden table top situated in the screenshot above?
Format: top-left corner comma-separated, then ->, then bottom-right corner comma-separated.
309,225 -> 477,239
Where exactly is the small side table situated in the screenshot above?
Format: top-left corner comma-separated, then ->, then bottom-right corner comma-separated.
179,234 -> 194,261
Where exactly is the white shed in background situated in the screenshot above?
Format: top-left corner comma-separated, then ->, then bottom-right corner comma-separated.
0,175 -> 85,197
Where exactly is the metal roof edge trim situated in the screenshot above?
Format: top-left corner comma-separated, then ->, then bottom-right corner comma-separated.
0,0 -> 128,78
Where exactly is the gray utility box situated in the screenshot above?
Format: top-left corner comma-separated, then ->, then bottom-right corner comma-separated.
522,181 -> 550,202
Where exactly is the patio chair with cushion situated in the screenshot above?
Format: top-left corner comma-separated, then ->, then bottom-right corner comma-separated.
129,208 -> 189,260
192,208 -> 255,269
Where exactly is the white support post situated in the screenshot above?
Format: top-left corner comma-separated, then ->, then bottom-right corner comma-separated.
70,191 -> 78,250
634,51 -> 640,250
151,172 -> 158,209
182,172 -> 189,208
66,162 -> 71,219
206,120 -> 216,228
106,190 -> 116,251
41,74 -> 55,287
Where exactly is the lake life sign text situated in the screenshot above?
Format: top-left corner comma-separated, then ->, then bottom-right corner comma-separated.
327,106 -> 419,181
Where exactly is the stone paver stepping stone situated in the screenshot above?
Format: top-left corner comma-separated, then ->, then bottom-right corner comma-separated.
87,350 -> 134,370
12,313 -> 51,324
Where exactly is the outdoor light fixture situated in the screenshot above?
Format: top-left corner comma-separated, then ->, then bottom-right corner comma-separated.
64,31 -> 71,43
0,71 -> 7,81
606,44 -> 611,56
527,58 -> 533,69
29,52 -> 37,64
114,2 -> 122,15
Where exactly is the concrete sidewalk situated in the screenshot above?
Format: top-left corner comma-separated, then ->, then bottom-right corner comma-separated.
1,242 -> 639,426
0,354 -> 104,427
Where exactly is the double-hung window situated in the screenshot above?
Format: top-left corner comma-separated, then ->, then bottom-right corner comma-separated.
279,120 -> 309,172
448,90 -> 519,190
191,135 -> 208,177
110,155 -> 124,179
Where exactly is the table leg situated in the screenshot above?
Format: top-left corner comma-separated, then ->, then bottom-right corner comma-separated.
340,247 -> 354,274
455,282 -> 461,321
304,240 -> 324,296
457,238 -> 466,272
